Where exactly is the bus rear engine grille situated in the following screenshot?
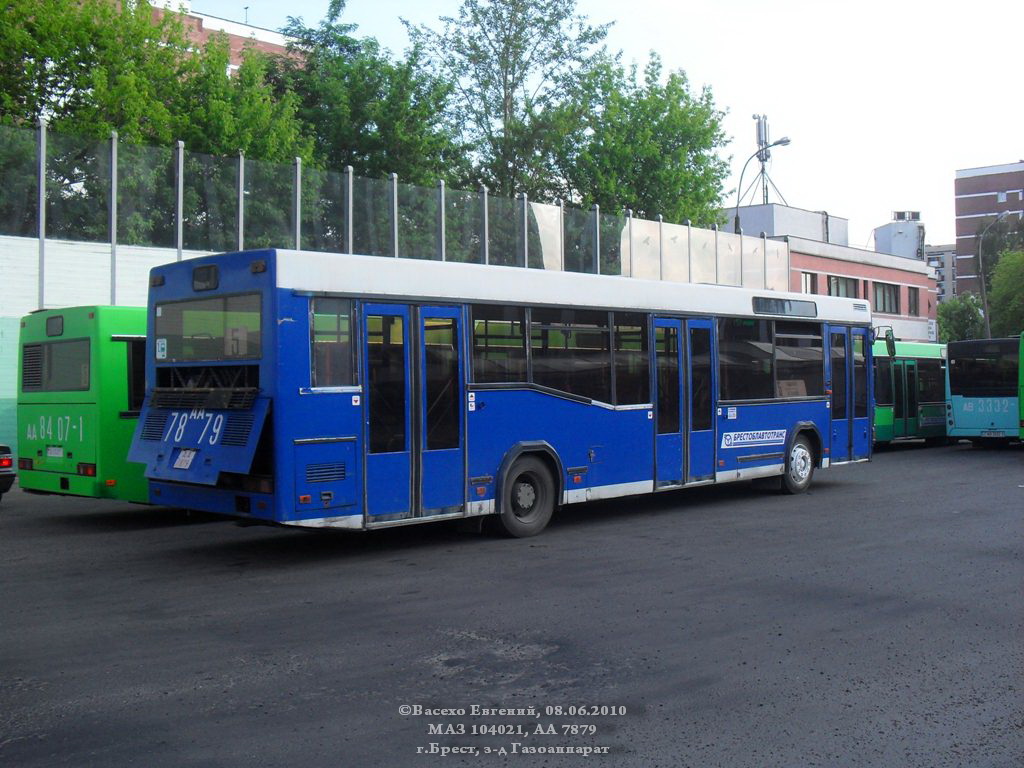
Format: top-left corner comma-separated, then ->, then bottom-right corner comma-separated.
221,413 -> 255,446
22,345 -> 43,388
150,388 -> 258,410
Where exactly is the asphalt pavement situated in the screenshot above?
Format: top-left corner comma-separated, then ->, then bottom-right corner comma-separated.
1,441 -> 1022,767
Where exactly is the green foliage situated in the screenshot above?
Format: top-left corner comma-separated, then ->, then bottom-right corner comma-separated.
937,293 -> 984,343
406,0 -> 610,200
976,216 -> 1024,291
553,53 -> 729,228
0,0 -> 189,143
276,5 -> 464,185
988,250 -> 1024,337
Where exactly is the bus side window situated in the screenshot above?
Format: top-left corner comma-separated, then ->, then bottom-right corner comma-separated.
127,340 -> 146,411
311,298 -> 355,387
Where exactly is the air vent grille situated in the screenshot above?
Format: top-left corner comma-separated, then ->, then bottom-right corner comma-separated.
306,463 -> 346,483
221,413 -> 255,446
141,411 -> 169,441
22,345 -> 42,389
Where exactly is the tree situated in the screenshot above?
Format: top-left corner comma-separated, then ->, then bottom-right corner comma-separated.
976,215 -> 1024,294
937,293 -> 984,342
988,250 -> 1024,337
552,53 -> 728,227
406,0 -> 610,199
274,1 -> 465,186
0,0 -> 189,144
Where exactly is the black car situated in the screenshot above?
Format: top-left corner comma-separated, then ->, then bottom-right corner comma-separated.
0,444 -> 14,501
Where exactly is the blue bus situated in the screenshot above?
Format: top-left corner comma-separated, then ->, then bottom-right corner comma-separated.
129,249 -> 874,537
946,336 -> 1021,445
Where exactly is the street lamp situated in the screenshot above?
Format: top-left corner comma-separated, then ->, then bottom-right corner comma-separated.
976,210 -> 1008,339
733,137 -> 791,233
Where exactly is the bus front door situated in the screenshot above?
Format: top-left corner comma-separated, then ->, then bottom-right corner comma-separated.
653,318 -> 684,488
687,319 -> 716,482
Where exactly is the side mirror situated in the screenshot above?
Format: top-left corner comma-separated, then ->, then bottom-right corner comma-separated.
885,329 -> 896,358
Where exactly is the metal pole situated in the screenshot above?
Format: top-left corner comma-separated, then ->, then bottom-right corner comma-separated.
558,200 -> 565,272
593,203 -> 600,274
658,214 -> 664,281
344,165 -> 353,254
626,209 -> 633,278
237,150 -> 245,251
37,118 -> 47,309
519,192 -> 528,267
293,156 -> 302,250
390,172 -> 399,257
175,140 -> 184,261
976,212 -> 1007,339
481,184 -> 489,265
437,179 -> 446,261
685,220 -> 693,283
110,130 -> 118,305
762,232 -> 768,289
713,223 -> 719,284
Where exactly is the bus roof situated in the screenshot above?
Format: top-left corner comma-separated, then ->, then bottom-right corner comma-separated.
872,339 -> 946,359
263,249 -> 872,325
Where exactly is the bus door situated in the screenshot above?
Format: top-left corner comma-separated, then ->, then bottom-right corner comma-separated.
892,358 -> 906,438
894,359 -> 918,438
362,304 -> 466,522
687,319 -> 715,482
363,304 -> 412,520
418,307 -> 465,516
653,318 -> 684,488
829,327 -> 871,463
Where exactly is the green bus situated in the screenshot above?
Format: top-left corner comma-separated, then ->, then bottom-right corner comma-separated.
872,339 -> 947,445
17,306 -> 149,503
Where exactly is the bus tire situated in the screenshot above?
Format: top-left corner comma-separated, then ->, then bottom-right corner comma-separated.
498,456 -> 555,538
782,434 -> 815,494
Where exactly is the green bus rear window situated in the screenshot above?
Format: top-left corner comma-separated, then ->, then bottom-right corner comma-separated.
22,339 -> 90,391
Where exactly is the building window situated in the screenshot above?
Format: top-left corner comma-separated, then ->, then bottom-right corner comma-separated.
873,282 -> 900,314
908,287 -> 920,317
827,275 -> 858,298
801,272 -> 817,294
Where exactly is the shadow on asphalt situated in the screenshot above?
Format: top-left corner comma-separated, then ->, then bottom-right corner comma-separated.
45,505 -> 224,531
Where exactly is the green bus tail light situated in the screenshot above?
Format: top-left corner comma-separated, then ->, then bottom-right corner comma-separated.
18,458 -> 32,470
77,463 -> 97,477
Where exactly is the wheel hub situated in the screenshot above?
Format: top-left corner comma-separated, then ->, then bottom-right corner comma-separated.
514,481 -> 536,511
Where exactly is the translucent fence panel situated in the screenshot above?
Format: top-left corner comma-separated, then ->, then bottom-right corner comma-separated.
563,206 -> 596,273
397,182 -> 439,260
717,230 -> 742,287
245,156 -> 294,249
487,194 -> 523,267
301,166 -> 346,253
631,218 -> 661,281
351,175 -> 392,257
46,131 -> 110,242
765,239 -> 789,291
183,150 -> 237,252
660,222 -> 689,283
117,141 -> 175,248
690,226 -> 716,284
529,202 -> 562,270
445,187 -> 483,264
742,235 -> 765,289
599,212 -> 628,276
0,124 -> 38,237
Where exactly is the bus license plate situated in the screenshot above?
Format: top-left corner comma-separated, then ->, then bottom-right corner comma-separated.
173,449 -> 197,470
46,446 -> 64,458
981,430 -> 1004,437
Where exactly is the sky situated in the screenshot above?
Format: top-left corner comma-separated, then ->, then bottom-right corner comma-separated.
191,0 -> 1024,249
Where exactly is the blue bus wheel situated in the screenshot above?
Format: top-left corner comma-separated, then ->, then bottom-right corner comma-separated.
782,435 -> 815,494
499,456 -> 555,538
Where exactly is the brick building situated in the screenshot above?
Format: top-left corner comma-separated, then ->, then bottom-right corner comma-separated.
954,161 -> 1024,296
154,1 -> 290,70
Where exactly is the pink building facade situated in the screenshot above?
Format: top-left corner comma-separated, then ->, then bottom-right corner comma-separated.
786,237 -> 937,342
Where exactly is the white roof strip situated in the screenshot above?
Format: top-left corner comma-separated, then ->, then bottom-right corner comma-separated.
274,250 -> 871,325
